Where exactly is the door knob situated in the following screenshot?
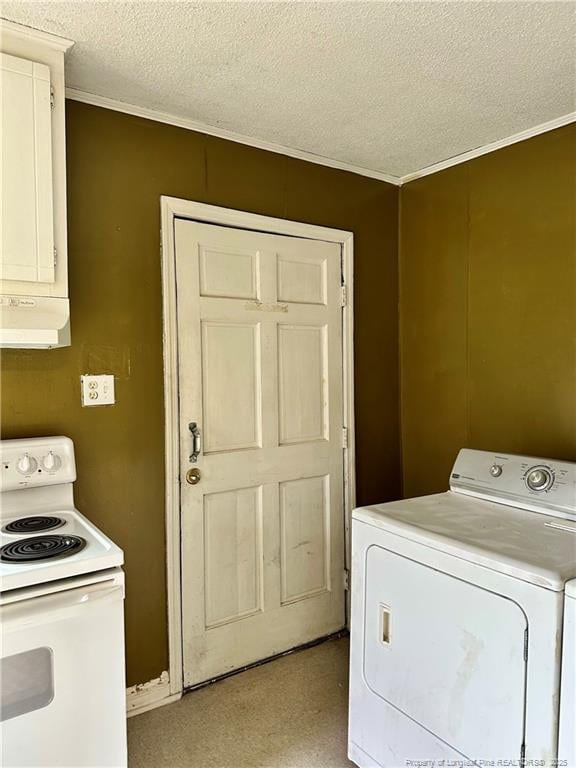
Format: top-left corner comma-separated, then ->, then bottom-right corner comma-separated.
186,468 -> 201,485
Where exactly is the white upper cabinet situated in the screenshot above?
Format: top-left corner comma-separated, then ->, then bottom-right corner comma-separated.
1,52 -> 55,283
0,20 -> 74,347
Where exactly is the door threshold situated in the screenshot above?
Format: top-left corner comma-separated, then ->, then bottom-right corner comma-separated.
183,628 -> 349,695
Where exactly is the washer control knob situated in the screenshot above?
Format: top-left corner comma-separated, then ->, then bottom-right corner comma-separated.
490,464 -> 503,477
526,466 -> 554,492
42,451 -> 61,472
16,454 -> 38,475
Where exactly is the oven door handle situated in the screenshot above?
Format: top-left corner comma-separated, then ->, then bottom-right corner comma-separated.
0,581 -> 124,630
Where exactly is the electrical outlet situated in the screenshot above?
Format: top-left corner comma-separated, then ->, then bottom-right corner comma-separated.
81,374 -> 115,406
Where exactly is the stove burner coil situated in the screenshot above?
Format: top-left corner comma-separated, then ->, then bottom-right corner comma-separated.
0,535 -> 86,563
3,516 -> 65,534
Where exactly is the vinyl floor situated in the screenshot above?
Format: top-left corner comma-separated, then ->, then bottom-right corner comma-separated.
128,636 -> 353,768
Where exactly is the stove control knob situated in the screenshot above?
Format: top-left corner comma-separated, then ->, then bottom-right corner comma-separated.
526,466 -> 554,492
490,464 -> 503,477
16,454 -> 38,475
42,451 -> 61,472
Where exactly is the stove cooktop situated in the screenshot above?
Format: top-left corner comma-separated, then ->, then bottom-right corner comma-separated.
1,533 -> 86,563
0,508 -> 123,592
2,515 -> 66,534
1,438 -> 124,594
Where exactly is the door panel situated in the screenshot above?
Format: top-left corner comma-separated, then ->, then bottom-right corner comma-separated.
203,485 -> 263,628
199,245 -> 259,299
201,321 -> 262,453
277,253 -> 327,305
364,545 -> 527,761
278,325 -> 328,444
280,475 -> 329,604
176,219 -> 345,687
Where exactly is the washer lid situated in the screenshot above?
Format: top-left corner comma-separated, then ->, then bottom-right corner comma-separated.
353,492 -> 576,591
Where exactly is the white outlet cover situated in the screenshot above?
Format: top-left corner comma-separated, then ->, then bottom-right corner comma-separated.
81,374 -> 115,407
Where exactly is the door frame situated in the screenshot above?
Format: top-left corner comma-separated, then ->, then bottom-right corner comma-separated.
160,196 -> 356,698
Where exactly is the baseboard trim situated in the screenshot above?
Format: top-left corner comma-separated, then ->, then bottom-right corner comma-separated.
126,671 -> 181,718
126,630 -> 348,715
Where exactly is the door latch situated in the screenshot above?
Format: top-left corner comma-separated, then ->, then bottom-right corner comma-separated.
189,422 -> 202,462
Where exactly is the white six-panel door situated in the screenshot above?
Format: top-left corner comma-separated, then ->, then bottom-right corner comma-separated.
175,219 -> 346,687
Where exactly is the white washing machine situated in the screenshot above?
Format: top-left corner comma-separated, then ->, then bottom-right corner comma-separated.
348,449 -> 576,768
560,579 -> 575,766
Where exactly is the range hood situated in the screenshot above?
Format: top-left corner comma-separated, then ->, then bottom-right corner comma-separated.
0,295 -> 70,348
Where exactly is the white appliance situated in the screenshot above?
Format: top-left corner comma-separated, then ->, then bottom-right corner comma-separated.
560,579 -> 576,766
349,449 -> 576,768
0,437 -> 127,767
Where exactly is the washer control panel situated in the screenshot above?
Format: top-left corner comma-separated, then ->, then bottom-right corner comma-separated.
451,449 -> 576,519
525,465 -> 555,492
0,437 -> 76,492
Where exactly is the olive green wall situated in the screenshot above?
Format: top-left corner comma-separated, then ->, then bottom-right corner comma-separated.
399,124 -> 576,498
5,102 -> 570,688
0,100 -> 400,687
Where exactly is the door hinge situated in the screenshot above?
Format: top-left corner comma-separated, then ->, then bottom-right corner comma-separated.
50,86 -> 55,109
523,628 -> 529,661
342,426 -> 348,449
341,284 -> 347,307
343,569 -> 350,591
53,247 -> 57,267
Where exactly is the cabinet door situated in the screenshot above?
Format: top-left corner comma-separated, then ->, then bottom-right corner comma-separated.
1,52 -> 55,283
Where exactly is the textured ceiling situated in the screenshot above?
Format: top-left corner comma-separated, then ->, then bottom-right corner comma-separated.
2,1 -> 576,177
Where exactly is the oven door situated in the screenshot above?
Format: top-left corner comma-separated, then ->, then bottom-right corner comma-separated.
1,573 -> 127,768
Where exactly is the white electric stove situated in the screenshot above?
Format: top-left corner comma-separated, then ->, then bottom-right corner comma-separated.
0,436 -> 127,768
349,448 -> 576,768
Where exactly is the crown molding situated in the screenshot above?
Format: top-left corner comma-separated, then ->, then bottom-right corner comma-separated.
65,88 -> 402,186
398,112 -> 576,185
65,88 -> 575,187
0,18 -> 74,53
